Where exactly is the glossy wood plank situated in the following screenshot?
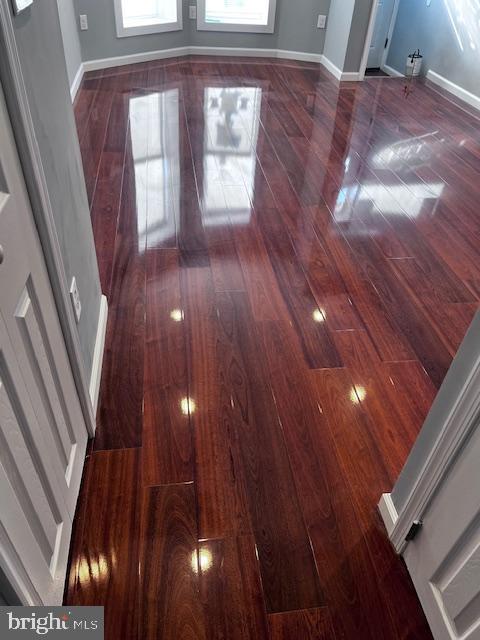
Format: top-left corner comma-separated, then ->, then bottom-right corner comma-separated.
334,330 -> 418,480
94,133 -> 146,451
79,75 -> 117,205
90,91 -> 130,295
142,249 -> 193,486
199,535 -> 270,640
307,204 -> 417,362
257,207 -> 342,369
215,290 -> 323,613
268,608 -> 337,640
344,234 -> 454,387
139,483 -> 205,640
181,266 -> 251,538
65,449 -> 140,639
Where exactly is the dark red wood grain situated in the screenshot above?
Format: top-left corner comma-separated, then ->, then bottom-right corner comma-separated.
67,58 -> 480,638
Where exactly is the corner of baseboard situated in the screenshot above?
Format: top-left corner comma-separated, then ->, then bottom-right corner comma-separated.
89,295 -> 108,421
382,64 -> 404,78
378,493 -> 398,537
70,63 -> 84,103
320,55 -> 342,81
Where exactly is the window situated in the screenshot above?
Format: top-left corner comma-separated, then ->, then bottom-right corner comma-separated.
114,0 -> 182,37
197,0 -> 277,33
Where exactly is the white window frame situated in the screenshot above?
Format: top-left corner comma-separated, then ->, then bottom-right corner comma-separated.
113,0 -> 183,38
197,0 -> 277,33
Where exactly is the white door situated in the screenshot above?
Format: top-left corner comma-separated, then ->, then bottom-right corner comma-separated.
367,0 -> 396,69
0,81 -> 88,604
403,421 -> 480,639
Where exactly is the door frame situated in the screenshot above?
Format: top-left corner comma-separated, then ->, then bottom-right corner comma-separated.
379,316 -> 480,554
359,0 -> 401,80
0,0 -> 96,436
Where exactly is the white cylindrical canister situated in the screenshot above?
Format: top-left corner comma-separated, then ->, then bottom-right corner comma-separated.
406,50 -> 423,77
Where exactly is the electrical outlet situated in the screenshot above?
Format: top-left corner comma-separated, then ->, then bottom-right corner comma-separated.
79,14 -> 88,31
317,14 -> 327,29
70,277 -> 82,324
189,5 -> 197,19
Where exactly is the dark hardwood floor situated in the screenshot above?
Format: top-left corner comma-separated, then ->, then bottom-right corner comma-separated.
65,56 -> 480,638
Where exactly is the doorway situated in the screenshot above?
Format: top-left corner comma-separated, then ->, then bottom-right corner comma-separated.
361,0 -> 401,78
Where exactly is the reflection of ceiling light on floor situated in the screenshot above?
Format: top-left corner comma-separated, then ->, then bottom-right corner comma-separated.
77,553 -> 109,585
191,548 -> 213,574
350,385 -> 366,404
170,308 -> 184,322
313,308 -> 327,323
180,397 -> 196,416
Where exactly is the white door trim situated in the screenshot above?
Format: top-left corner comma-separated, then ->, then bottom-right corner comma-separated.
359,0 -> 381,81
0,0 -> 96,436
380,347 -> 480,554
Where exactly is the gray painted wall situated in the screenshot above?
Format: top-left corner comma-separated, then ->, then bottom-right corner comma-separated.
74,0 -> 329,61
344,0 -> 373,72
387,0 -> 480,98
323,0 -> 374,73
392,311 -> 480,511
323,0 -> 354,69
57,0 -> 83,87
12,0 -> 102,377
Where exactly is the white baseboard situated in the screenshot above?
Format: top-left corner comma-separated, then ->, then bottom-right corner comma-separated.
89,295 -> 108,420
382,64 -> 404,78
81,46 -> 339,81
189,45 -> 278,59
319,55 -> 361,81
82,46 -> 191,72
319,55 -> 342,81
277,49 -> 322,64
427,69 -> 480,113
70,63 -> 84,101
340,71 -> 362,82
378,493 -> 399,537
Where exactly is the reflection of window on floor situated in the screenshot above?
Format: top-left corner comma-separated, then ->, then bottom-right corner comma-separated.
129,90 -> 180,251
202,87 -> 262,227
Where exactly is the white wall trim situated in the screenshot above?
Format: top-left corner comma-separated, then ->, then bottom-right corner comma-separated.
320,55 -> 362,82
82,46 -> 191,72
70,63 -> 84,101
340,71 -> 362,82
378,493 -> 398,537
382,63 -> 403,78
188,45 -> 278,59
89,294 -> 108,419
427,69 -> 480,113
0,0 -> 96,436
269,48 -> 322,63
388,345 -> 480,554
359,0 -> 381,81
81,46 -> 337,79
